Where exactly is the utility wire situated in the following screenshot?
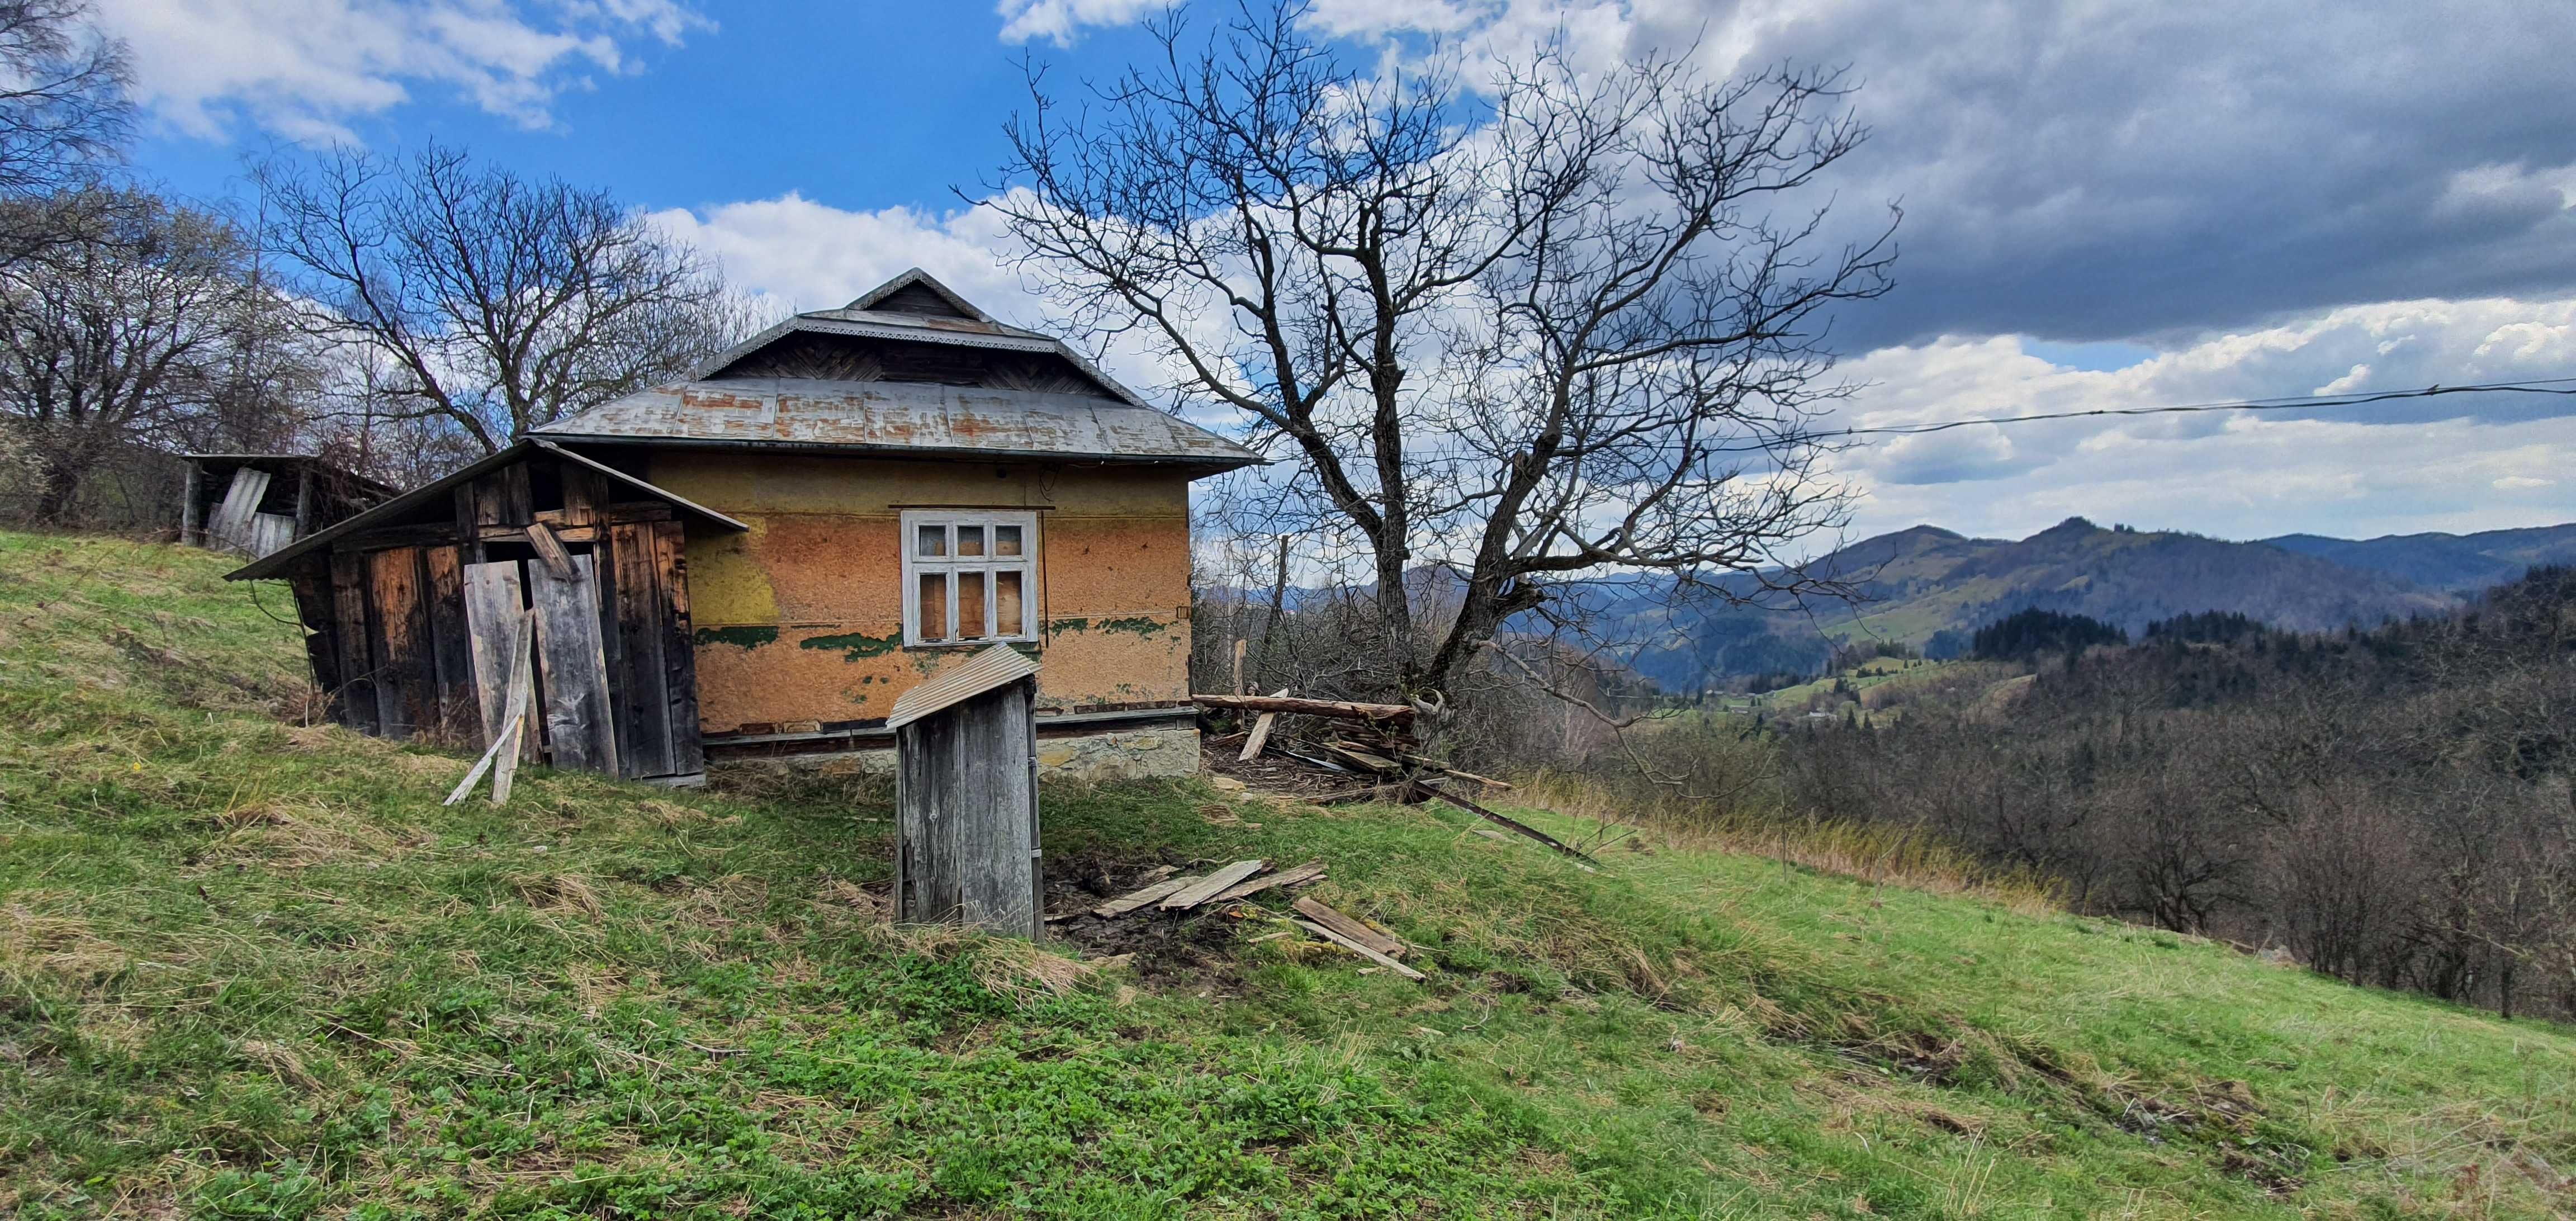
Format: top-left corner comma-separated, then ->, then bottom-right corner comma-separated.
1816,376 -> 2576,441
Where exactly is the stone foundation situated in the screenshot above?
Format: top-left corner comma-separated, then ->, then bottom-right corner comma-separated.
710,726 -> 1201,785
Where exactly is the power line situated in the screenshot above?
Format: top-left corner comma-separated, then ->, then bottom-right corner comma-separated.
1820,376 -> 2576,441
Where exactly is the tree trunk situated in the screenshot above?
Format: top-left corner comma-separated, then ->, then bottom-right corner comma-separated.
34,456 -> 83,523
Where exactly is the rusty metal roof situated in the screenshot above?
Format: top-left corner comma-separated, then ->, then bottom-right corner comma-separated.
541,269 -> 1262,471
533,377 -> 1262,470
886,643 -> 1041,731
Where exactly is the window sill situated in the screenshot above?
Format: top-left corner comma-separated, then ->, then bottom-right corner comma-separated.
902,639 -> 1043,651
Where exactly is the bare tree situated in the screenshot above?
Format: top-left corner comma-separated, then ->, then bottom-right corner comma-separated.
0,188 -> 261,520
0,0 -> 127,263
255,142 -> 753,456
993,3 -> 1893,701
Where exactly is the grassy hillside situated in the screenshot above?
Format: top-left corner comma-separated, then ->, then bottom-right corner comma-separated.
3,533 -> 2573,1219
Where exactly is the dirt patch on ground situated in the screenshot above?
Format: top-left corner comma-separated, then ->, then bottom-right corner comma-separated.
1041,847 -> 1255,990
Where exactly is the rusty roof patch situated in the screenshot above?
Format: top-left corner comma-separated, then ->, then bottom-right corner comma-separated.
535,378 -> 1261,471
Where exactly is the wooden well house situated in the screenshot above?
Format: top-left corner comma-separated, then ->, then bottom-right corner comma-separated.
230,269 -> 1258,787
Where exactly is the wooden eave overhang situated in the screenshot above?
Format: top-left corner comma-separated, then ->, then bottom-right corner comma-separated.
223,438 -> 749,583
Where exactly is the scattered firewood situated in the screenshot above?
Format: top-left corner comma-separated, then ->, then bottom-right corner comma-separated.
1324,741 -> 1401,774
1412,780 -> 1597,870
1191,693 -> 1415,725
1161,860 -> 1268,911
1094,874 -> 1199,918
1212,860 -> 1326,903
1238,686 -> 1291,761
1292,896 -> 1406,959
1399,753 -> 1513,790
1294,919 -> 1426,981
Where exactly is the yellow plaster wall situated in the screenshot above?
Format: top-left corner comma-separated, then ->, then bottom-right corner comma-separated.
648,452 -> 1195,731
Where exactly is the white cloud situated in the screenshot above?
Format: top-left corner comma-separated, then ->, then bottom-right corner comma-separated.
94,0 -> 708,143
1827,297 -> 2576,539
995,0 -> 1159,46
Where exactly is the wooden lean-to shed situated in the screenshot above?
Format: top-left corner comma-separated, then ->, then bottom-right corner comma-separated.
226,439 -> 749,785
886,643 -> 1045,936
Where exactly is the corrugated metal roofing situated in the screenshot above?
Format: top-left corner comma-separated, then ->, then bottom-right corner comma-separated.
886,643 -> 1042,731
533,377 -> 1263,470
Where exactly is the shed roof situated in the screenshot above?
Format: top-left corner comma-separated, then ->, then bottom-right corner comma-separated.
224,439 -> 749,582
886,643 -> 1042,731
533,269 -> 1262,473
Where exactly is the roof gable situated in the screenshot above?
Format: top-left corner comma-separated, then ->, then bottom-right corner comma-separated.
844,268 -> 990,321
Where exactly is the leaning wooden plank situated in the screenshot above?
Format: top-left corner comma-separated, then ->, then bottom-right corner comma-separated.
1161,859 -> 1267,911
1190,693 -> 1414,724
462,561 -> 534,756
1092,875 -> 1197,919
489,611 -> 536,806
443,609 -> 535,805
523,521 -> 576,580
528,552 -> 619,775
1294,919 -> 1426,981
1237,686 -> 1291,761
1292,896 -> 1406,959
1400,753 -> 1514,790
1211,861 -> 1327,903
1413,781 -> 1598,870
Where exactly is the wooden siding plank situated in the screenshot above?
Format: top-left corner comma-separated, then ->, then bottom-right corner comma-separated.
524,522 -> 576,580
367,547 -> 432,740
529,551 -> 619,775
463,561 -> 536,759
607,522 -> 673,779
285,560 -> 344,724
654,520 -> 704,776
557,464 -> 605,527
422,546 -> 476,745
326,551 -> 377,733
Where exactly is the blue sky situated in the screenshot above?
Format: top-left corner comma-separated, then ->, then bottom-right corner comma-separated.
92,0 -> 2576,545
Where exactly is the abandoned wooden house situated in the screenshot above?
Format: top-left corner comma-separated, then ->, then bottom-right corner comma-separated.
182,453 -> 394,557
228,268 -> 1259,787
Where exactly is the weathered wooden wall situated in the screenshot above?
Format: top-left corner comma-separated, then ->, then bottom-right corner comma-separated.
894,679 -> 1041,936
645,452 -> 1194,736
279,453 -> 706,782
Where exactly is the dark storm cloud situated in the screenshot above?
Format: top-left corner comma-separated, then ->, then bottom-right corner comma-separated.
1622,1 -> 2576,349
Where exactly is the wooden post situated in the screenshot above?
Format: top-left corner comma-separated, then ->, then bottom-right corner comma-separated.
291,465 -> 314,540
180,461 -> 204,547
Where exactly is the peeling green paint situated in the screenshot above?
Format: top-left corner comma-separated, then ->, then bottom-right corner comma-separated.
1091,616 -> 1168,638
694,625 -> 779,650
1049,617 -> 1088,636
1009,641 -> 1043,660
799,629 -> 903,661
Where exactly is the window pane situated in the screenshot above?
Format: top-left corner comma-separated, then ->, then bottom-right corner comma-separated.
995,524 -> 1023,557
996,570 -> 1024,636
915,523 -> 946,558
956,524 -> 984,557
958,571 -> 987,638
916,572 -> 948,641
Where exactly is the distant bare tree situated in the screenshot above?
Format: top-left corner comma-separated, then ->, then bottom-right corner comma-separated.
0,188 -> 259,520
0,0 -> 128,263
255,143 -> 754,456
994,3 -> 1893,701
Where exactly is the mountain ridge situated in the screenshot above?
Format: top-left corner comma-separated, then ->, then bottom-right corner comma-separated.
1609,517 -> 2572,689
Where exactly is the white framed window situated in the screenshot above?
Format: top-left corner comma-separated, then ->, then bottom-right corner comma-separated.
900,510 -> 1039,646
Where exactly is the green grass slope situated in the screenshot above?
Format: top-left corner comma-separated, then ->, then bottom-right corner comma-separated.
2,532 -> 2570,1219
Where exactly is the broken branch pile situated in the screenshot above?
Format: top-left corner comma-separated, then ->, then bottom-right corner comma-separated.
1052,857 -> 1426,981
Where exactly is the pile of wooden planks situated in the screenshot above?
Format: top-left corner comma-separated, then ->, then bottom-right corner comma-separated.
1070,858 -> 1330,920
1062,856 -> 1428,983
